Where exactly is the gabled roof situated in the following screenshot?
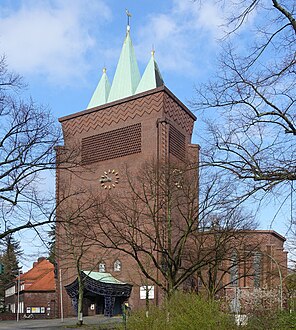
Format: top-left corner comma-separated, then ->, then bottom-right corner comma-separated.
107,26 -> 141,103
87,68 -> 111,109
19,258 -> 55,291
135,51 -> 164,94
26,269 -> 55,291
21,258 -> 53,280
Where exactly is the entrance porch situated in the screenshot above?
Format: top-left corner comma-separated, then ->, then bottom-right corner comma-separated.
65,271 -> 132,317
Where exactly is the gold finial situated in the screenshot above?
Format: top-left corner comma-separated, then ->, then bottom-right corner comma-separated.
151,45 -> 155,57
125,9 -> 132,29
102,67 -> 107,74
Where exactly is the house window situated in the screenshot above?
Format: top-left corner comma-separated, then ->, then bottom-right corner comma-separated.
114,260 -> 121,272
140,286 -> 154,300
11,304 -> 15,313
98,262 -> 106,273
5,286 -> 15,297
19,301 -> 24,314
230,250 -> 239,287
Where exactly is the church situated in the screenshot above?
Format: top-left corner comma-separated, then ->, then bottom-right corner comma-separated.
54,17 -> 287,319
55,18 -> 199,318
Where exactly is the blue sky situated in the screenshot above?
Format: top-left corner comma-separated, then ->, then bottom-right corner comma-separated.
0,0 -> 290,267
0,0 -> 229,119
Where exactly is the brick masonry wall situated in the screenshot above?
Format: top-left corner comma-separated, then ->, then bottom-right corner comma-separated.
0,313 -> 16,321
55,87 -> 198,317
81,123 -> 142,164
22,292 -> 56,318
4,291 -> 56,319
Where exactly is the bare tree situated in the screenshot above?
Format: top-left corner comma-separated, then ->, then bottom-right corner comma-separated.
193,1 -> 295,198
194,229 -> 261,299
84,160 -> 257,300
55,194 -> 100,325
0,55 -> 62,239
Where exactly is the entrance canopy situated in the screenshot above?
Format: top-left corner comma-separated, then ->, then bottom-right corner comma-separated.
64,271 -> 132,317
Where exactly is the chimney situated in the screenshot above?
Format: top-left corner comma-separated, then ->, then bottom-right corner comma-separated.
33,257 -> 46,267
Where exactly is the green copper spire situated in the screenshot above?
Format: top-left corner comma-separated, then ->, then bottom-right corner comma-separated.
87,68 -> 111,109
135,50 -> 164,94
107,25 -> 141,103
87,12 -> 165,107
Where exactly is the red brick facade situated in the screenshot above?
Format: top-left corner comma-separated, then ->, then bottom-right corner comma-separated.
55,84 -> 288,318
55,86 -> 198,317
193,230 -> 287,309
4,258 -> 56,319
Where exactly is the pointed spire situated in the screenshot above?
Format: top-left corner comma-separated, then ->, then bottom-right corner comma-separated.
87,12 -> 165,108
107,26 -> 141,103
135,50 -> 164,94
87,68 -> 111,109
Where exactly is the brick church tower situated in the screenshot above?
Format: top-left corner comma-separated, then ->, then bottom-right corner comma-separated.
55,22 -> 198,318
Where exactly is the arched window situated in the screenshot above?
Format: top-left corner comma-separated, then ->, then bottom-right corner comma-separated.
114,260 -> 121,272
98,262 -> 106,273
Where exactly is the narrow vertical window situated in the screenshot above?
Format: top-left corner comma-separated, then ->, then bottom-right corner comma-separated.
114,260 -> 121,272
253,251 -> 261,288
98,262 -> 106,273
230,250 -> 239,287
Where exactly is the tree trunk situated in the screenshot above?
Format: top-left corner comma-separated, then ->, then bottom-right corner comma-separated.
77,271 -> 84,326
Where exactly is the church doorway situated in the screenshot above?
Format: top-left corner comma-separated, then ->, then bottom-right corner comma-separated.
65,271 -> 132,317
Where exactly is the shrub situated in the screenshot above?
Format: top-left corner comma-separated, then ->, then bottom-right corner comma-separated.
245,311 -> 296,330
123,292 -> 236,330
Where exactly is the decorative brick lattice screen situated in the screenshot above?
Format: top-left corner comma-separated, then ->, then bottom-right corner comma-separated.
82,123 -> 141,164
169,125 -> 185,160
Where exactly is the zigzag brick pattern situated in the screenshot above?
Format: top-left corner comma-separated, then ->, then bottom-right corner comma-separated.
62,93 -> 164,137
163,94 -> 194,134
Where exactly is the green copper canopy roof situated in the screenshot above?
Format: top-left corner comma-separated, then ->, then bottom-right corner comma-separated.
87,68 -> 111,109
107,26 -> 141,103
135,51 -> 164,94
83,271 -> 127,285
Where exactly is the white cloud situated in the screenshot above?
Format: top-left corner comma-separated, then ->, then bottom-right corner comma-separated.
0,0 -> 112,85
0,0 -> 257,86
193,3 -> 226,36
172,0 -> 225,27
135,0 -> 228,77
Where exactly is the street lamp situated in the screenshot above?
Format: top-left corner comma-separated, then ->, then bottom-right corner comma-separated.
16,268 -> 22,322
264,253 -> 283,311
59,268 -> 64,322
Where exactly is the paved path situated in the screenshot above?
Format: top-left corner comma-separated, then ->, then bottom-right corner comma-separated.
0,315 -> 122,329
